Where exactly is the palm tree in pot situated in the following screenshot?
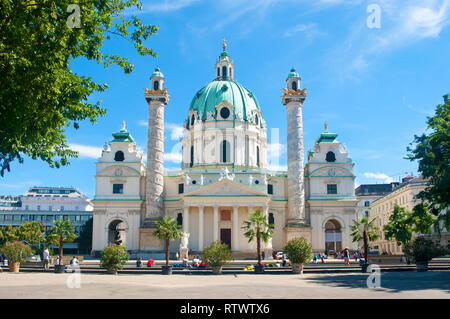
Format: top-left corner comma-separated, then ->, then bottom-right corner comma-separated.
202,240 -> 233,274
242,209 -> 274,273
153,216 -> 183,275
350,217 -> 379,272
46,218 -> 77,273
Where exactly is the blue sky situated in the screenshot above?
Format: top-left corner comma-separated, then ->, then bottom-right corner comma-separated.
1,0 -> 449,198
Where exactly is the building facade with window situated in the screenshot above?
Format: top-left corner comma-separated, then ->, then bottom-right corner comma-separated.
369,177 -> 449,254
92,42 -> 358,256
0,187 -> 93,252
355,183 -> 398,219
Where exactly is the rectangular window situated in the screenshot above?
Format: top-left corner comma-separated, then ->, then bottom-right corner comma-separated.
49,205 -> 52,211
178,184 -> 184,194
81,215 -> 89,222
113,184 -> 124,194
37,205 -> 40,211
46,215 -> 54,222
5,215 -> 12,221
61,206 -> 64,211
327,184 -> 337,195
364,201 -> 370,207
268,184 -> 273,195
69,216 -> 76,221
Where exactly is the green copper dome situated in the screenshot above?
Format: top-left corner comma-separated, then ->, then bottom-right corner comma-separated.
151,67 -> 164,78
188,80 -> 260,123
287,68 -> 300,79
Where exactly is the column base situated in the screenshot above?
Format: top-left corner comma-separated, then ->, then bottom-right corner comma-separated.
285,220 -> 312,243
139,227 -> 163,251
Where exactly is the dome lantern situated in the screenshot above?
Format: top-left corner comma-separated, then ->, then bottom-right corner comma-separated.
215,38 -> 234,80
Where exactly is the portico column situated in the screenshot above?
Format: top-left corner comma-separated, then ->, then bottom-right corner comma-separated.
213,205 -> 219,242
198,206 -> 204,251
183,206 -> 189,234
232,205 -> 239,251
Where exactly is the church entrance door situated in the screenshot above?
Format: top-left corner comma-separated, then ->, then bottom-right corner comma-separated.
220,228 -> 231,249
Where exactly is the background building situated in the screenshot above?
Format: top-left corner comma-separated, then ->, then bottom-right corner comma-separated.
0,186 -> 93,253
355,183 -> 398,219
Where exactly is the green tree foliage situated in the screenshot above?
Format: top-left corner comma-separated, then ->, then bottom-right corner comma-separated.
0,225 -> 20,246
153,216 -> 183,267
407,94 -> 450,230
202,240 -> 233,268
383,204 -> 413,248
410,203 -> 435,234
77,217 -> 93,254
0,0 -> 158,176
283,237 -> 312,264
242,209 -> 274,266
100,243 -> 129,274
45,218 -> 77,265
17,221 -> 45,245
350,217 -> 379,264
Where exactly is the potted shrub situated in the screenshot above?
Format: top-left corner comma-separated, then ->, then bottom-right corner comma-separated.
202,240 -> 233,274
1,241 -> 33,272
283,237 -> 312,274
403,236 -> 447,272
45,218 -> 77,273
242,209 -> 274,274
153,216 -> 183,275
100,244 -> 129,274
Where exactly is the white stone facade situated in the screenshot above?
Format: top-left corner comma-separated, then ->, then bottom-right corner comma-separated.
92,47 -> 358,255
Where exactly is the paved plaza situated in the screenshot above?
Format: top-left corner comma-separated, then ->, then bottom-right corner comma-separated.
0,270 -> 449,299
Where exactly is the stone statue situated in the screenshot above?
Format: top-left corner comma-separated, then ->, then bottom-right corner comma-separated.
200,174 -> 204,185
263,174 -> 268,185
180,232 -> 190,249
184,174 -> 190,185
219,167 -> 235,181
235,112 -> 243,121
248,175 -> 253,185
206,111 -> 215,121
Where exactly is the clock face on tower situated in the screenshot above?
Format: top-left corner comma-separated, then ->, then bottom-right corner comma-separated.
328,169 -> 336,177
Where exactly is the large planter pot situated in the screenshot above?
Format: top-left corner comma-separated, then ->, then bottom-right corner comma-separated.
292,263 -> 304,274
9,262 -> 20,273
361,264 -> 371,273
254,265 -> 265,274
212,266 -> 223,275
416,262 -> 429,272
162,265 -> 173,275
54,264 -> 66,273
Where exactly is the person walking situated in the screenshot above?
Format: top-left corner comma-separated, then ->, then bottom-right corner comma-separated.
42,248 -> 50,270
343,248 -> 350,266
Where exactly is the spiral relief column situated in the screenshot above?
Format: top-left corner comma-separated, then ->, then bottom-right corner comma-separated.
140,68 -> 169,250
282,68 -> 312,242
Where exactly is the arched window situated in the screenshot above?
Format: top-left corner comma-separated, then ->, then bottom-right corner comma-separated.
256,146 -> 260,167
255,115 -> 259,125
114,151 -> 124,162
191,114 -> 195,126
229,67 -> 232,78
222,66 -> 227,78
268,212 -> 274,226
217,68 -> 220,77
325,219 -> 342,254
292,81 -> 298,91
326,151 -> 336,162
177,213 -> 183,226
190,146 -> 194,167
221,140 -> 230,163
153,80 -> 159,90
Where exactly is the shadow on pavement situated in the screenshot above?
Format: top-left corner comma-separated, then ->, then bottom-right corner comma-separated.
301,271 -> 450,293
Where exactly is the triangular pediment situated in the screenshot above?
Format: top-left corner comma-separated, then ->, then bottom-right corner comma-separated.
185,178 -> 268,197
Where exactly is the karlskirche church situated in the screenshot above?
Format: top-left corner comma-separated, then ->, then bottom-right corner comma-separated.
91,42 -> 358,257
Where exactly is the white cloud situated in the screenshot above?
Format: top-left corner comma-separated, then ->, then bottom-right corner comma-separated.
127,0 -> 200,14
164,151 -> 182,163
166,123 -> 185,141
267,142 -> 285,159
70,144 -> 102,159
363,172 -> 393,183
283,23 -> 318,38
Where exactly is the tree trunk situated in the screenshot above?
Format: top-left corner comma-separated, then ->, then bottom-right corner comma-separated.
165,239 -> 170,267
257,230 -> 261,266
363,230 -> 368,265
59,235 -> 63,265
